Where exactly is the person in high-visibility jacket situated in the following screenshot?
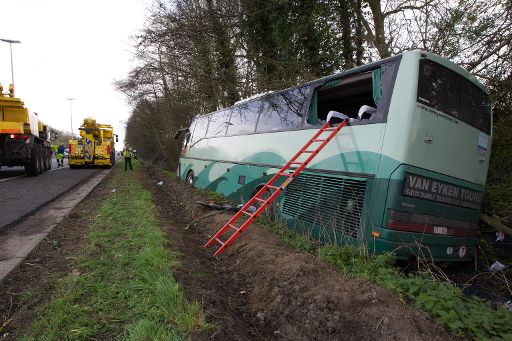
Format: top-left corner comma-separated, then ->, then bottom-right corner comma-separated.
123,144 -> 134,171
56,144 -> 65,167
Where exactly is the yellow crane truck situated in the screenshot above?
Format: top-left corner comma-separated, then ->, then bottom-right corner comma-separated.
0,84 -> 52,176
68,117 -> 117,168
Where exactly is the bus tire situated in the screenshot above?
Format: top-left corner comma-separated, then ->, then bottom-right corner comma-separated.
25,145 -> 40,176
186,170 -> 194,185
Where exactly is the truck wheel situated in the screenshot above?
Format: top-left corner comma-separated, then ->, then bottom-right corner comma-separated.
25,145 -> 40,176
42,149 -> 49,172
38,145 -> 44,173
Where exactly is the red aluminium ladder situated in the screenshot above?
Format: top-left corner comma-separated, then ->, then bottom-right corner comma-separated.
204,120 -> 347,256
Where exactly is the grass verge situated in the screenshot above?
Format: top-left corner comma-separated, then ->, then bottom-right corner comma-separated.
22,161 -> 208,340
259,216 -> 512,339
162,169 -> 177,178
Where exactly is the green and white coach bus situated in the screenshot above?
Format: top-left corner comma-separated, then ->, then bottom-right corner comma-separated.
178,50 -> 492,262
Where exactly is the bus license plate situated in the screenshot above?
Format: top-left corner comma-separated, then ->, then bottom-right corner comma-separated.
434,226 -> 448,235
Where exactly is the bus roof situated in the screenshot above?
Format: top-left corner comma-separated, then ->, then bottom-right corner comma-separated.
191,50 -> 485,121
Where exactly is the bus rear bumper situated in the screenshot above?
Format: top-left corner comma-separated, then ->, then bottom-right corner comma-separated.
368,226 -> 477,262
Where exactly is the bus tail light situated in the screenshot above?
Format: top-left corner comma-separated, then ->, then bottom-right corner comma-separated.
388,219 -> 430,233
387,210 -> 478,237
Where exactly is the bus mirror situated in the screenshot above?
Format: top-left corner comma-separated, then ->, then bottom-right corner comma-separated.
174,128 -> 189,140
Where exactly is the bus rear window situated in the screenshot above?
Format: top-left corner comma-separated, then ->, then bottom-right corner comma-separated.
417,59 -> 491,134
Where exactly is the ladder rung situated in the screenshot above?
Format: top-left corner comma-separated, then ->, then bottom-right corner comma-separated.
267,185 -> 280,191
312,139 -> 326,142
242,210 -> 254,217
291,162 -> 303,165
301,150 -> 316,153
323,127 -> 337,131
228,224 -> 240,231
215,237 -> 225,246
278,172 -> 293,177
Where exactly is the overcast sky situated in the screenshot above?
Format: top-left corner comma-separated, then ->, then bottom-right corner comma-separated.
0,0 -> 150,147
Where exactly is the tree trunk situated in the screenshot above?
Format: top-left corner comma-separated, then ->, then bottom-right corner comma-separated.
366,0 -> 390,58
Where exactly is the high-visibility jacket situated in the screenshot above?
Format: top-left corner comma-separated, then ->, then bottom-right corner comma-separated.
123,148 -> 132,158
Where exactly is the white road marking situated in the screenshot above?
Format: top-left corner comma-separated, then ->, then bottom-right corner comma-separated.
0,175 -> 25,183
0,164 -> 68,182
48,166 -> 70,172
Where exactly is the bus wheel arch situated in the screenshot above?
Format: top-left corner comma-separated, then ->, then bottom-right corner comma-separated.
186,170 -> 194,185
252,184 -> 278,220
251,184 -> 267,197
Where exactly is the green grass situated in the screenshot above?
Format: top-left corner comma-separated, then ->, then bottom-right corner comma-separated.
257,217 -> 512,340
196,189 -> 232,205
162,169 -> 177,178
22,161 -> 209,340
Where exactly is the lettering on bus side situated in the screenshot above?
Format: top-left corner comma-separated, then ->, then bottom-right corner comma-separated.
416,103 -> 459,125
403,173 -> 481,210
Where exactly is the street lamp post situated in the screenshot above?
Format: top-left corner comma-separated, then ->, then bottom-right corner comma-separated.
0,38 -> 21,89
66,98 -> 75,138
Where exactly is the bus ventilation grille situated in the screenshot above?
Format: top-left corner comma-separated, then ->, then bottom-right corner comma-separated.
282,173 -> 367,239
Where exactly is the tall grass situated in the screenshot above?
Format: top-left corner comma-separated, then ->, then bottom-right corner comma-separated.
22,162 -> 208,340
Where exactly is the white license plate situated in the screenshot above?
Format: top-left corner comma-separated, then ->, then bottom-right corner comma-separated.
433,226 -> 448,235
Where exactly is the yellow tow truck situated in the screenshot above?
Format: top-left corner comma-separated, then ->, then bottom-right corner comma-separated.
0,84 -> 52,176
68,117 -> 117,168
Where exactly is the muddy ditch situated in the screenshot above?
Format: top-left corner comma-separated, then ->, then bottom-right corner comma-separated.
144,166 -> 451,340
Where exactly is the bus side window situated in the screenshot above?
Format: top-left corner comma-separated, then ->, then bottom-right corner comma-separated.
190,115 -> 209,146
206,109 -> 231,138
310,60 -> 400,125
226,100 -> 261,135
256,87 -> 308,132
315,72 -> 375,122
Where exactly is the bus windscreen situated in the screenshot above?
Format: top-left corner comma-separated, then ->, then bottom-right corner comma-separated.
417,59 -> 491,134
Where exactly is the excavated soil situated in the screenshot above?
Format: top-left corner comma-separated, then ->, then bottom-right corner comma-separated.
144,166 -> 451,340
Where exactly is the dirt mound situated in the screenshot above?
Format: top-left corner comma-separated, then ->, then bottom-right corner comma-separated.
145,166 -> 450,340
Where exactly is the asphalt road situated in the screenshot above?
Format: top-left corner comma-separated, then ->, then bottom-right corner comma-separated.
0,157 -> 101,230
